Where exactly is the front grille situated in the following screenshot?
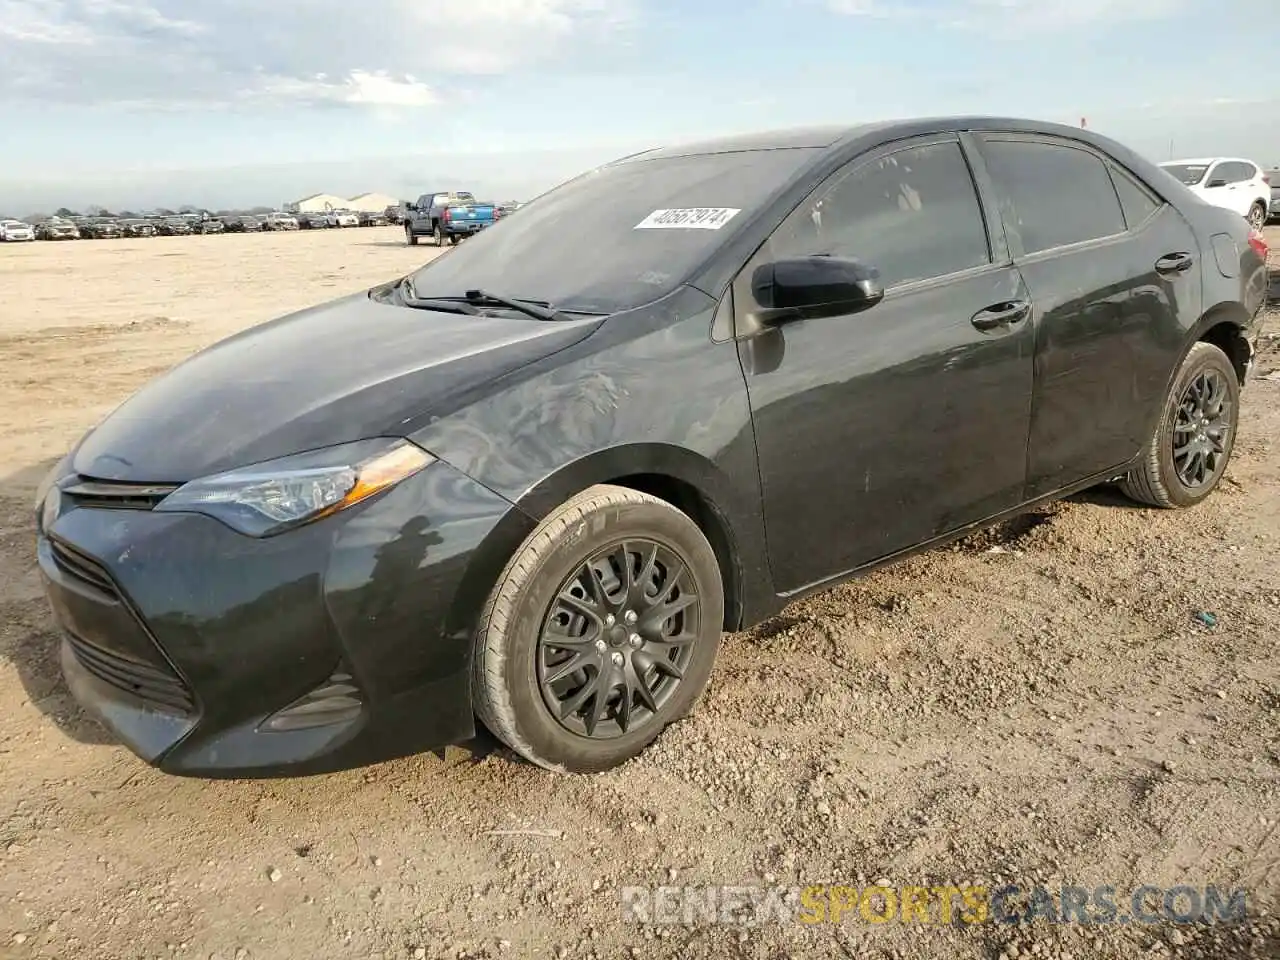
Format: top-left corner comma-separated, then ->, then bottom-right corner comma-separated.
62,478 -> 177,511
66,632 -> 194,714
49,537 -> 116,595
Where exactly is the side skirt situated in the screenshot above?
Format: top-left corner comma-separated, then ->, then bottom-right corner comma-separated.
771,461 -> 1138,608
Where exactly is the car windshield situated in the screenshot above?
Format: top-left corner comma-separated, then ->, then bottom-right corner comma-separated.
1161,163 -> 1210,186
409,147 -> 822,315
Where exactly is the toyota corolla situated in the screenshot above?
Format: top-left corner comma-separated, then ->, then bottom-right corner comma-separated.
35,117 -> 1267,778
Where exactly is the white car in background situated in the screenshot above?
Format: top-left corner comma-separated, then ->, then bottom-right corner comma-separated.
0,219 -> 36,242
325,209 -> 359,228
1159,157 -> 1271,231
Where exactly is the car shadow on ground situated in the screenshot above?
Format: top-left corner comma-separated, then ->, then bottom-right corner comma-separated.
0,456 -> 116,746
1066,483 -> 1152,510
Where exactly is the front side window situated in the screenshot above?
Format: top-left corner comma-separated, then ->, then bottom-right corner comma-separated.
982,139 -> 1126,255
1220,162 -> 1254,184
763,140 -> 992,289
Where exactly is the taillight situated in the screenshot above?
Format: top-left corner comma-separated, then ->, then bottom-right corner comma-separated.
443,208 -> 451,222
1247,228 -> 1268,263
1263,173 -> 1271,185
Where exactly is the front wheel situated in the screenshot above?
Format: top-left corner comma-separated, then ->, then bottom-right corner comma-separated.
1247,203 -> 1266,231
405,226 -> 418,246
472,484 -> 724,773
1120,342 -> 1239,508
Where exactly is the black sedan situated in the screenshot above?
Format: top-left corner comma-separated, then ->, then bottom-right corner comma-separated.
35,117 -> 1268,778
78,218 -> 122,239
157,218 -> 192,236
122,219 -> 157,238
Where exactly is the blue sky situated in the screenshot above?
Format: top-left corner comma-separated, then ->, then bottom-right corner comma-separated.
2,0 -> 1278,212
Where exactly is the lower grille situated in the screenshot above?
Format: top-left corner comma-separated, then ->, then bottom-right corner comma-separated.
66,632 -> 194,714
262,669 -> 363,732
49,537 -> 116,595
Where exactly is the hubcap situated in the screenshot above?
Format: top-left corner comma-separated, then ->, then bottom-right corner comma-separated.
1172,368 -> 1231,489
537,539 -> 700,739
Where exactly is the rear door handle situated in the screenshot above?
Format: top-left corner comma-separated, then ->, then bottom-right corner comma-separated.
970,300 -> 1031,332
1155,252 -> 1194,275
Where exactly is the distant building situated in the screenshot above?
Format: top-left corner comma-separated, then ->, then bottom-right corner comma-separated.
285,193 -> 349,214
347,192 -> 400,213
285,192 -> 401,213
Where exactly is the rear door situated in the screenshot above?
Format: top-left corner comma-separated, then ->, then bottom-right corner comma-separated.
736,134 -> 1035,593
975,134 -> 1203,498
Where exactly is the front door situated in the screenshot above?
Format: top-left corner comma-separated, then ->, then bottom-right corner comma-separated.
735,135 -> 1036,595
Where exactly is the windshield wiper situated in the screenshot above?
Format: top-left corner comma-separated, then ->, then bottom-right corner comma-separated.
395,276 -> 481,315
452,289 -> 564,322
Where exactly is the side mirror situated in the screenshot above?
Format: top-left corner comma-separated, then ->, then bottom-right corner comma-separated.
1206,178 -> 1228,188
751,256 -> 885,324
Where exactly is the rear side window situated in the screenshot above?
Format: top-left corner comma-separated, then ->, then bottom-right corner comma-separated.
982,139 -> 1126,255
766,140 -> 991,288
1110,167 -> 1162,230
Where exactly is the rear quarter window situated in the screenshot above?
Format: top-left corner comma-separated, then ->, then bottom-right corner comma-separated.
1109,166 -> 1163,231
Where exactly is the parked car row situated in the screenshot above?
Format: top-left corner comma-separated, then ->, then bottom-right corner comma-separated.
0,209 -> 398,241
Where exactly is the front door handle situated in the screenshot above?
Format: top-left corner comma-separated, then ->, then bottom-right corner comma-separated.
970,300 -> 1031,332
1155,252 -> 1194,275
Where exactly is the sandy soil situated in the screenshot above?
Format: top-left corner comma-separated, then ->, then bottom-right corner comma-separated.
0,226 -> 1277,960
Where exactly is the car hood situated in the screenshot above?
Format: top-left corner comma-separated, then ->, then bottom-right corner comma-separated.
72,290 -> 604,483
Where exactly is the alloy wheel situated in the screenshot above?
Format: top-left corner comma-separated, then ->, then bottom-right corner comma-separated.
1248,205 -> 1266,231
1172,368 -> 1232,489
537,539 -> 700,739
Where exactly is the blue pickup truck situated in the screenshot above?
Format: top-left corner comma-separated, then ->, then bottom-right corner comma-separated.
404,191 -> 498,246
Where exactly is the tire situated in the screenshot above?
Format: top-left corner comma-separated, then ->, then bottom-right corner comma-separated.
449,235 -> 460,246
472,484 -> 724,773
405,226 -> 417,246
433,224 -> 444,247
1247,203 -> 1266,231
1120,342 -> 1239,508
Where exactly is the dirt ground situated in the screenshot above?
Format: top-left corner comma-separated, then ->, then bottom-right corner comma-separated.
0,226 -> 1277,960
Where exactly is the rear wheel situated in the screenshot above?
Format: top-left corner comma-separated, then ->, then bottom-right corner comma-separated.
1120,342 -> 1239,508
433,224 -> 445,246
472,484 -> 724,773
1247,203 -> 1266,231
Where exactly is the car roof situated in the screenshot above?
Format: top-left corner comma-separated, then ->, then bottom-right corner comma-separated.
617,116 -> 1144,163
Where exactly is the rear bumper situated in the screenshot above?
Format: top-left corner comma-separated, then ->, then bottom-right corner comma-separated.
37,457 -> 536,778
445,221 -> 492,236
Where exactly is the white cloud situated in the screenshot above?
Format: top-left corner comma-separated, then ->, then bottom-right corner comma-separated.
0,0 -> 633,107
826,0 -> 1186,30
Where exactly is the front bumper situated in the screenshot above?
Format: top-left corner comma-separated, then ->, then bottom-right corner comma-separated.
37,457 -> 535,777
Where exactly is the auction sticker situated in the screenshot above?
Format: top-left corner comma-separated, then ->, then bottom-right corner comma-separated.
634,207 -> 741,230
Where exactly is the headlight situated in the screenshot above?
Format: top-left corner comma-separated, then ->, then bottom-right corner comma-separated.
155,439 -> 434,537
